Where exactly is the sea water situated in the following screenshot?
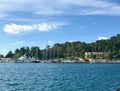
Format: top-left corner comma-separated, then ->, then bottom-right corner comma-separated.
0,63 -> 120,91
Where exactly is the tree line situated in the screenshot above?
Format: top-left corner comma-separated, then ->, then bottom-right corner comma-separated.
1,34 -> 120,60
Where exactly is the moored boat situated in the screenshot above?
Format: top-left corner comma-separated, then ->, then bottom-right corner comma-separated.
15,54 -> 35,63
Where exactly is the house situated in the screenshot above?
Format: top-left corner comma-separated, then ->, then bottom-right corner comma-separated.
85,52 -> 109,59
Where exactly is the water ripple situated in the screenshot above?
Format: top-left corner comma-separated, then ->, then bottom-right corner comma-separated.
0,63 -> 120,91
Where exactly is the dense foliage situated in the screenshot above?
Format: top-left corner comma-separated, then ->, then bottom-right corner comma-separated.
4,34 -> 120,60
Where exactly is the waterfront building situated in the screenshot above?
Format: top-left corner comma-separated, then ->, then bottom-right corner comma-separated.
85,52 -> 109,59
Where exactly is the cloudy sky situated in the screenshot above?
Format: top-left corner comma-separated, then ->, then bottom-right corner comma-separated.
0,0 -> 120,55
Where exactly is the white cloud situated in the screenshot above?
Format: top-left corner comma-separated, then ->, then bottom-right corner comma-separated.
3,23 -> 64,34
1,0 -> 120,18
11,41 -> 24,46
98,36 -> 109,40
37,23 -> 57,32
69,40 -> 73,43
33,0 -> 120,16
48,41 -> 54,45
3,23 -> 33,34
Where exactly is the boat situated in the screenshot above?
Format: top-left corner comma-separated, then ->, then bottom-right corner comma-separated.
89,59 -> 96,63
63,60 -> 76,63
15,54 -> 35,63
31,59 -> 40,63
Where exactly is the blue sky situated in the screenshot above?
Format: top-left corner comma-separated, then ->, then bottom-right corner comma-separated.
0,0 -> 120,55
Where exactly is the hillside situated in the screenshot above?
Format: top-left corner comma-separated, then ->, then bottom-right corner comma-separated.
4,34 -> 120,60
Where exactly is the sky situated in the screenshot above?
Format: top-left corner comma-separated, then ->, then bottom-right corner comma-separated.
0,0 -> 120,55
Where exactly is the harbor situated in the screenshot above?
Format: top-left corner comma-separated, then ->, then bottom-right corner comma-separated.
0,0 -> 120,90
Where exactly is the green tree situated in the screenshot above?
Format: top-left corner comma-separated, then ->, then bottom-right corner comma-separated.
6,51 -> 14,58
0,54 -> 4,58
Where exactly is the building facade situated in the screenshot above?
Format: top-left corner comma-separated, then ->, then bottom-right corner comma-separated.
85,52 -> 109,59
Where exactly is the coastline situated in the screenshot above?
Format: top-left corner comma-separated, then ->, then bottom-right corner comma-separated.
0,58 -> 120,64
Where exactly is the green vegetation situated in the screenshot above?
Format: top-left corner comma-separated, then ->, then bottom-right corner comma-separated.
3,34 -> 120,60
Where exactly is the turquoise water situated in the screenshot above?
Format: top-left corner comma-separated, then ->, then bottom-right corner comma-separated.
0,63 -> 120,91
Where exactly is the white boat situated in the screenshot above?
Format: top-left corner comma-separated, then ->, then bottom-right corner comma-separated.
15,54 -> 35,63
89,59 -> 96,63
63,60 -> 76,63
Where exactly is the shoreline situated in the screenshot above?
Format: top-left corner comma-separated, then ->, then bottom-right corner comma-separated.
1,58 -> 120,63
1,60 -> 120,64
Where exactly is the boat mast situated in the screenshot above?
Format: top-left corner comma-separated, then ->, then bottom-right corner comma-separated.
67,42 -> 70,58
50,46 -> 51,60
46,46 -> 48,61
